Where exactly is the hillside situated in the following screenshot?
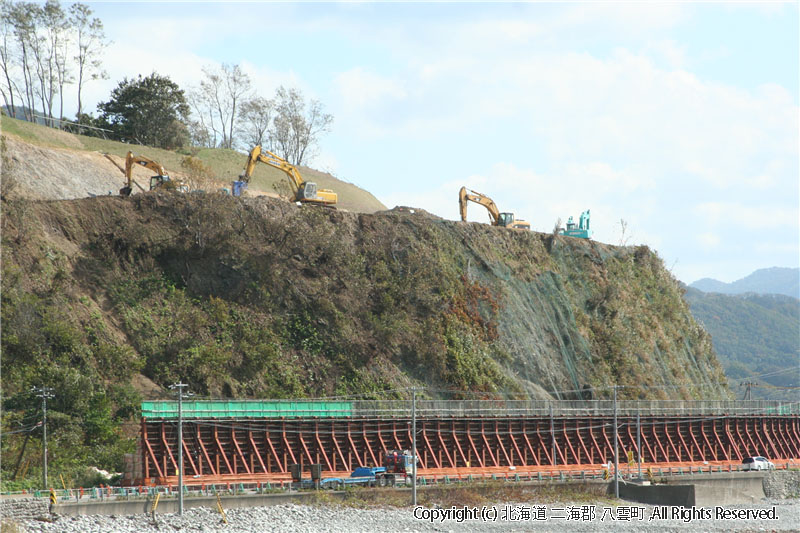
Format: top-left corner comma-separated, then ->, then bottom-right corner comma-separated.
690,267 -> 800,299
1,129 -> 730,485
0,114 -> 386,213
684,287 -> 799,400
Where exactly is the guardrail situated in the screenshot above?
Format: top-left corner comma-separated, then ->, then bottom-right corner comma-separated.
5,460 -> 798,502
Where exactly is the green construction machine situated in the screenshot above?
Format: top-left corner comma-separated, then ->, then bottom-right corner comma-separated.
559,210 -> 592,239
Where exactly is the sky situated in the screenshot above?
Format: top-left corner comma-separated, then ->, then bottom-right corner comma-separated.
60,1 -> 798,284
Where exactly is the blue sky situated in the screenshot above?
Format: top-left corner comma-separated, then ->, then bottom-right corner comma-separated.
70,2 -> 798,284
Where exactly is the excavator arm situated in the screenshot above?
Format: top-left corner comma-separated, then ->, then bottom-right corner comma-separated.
238,146 -> 337,205
458,186 -> 530,230
459,186 -> 501,225
120,151 -> 170,196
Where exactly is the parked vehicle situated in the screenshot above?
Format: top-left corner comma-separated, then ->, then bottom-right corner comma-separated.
741,456 -> 774,470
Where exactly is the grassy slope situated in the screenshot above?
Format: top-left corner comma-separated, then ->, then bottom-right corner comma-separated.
0,115 -> 386,213
0,194 -> 728,487
684,288 -> 799,399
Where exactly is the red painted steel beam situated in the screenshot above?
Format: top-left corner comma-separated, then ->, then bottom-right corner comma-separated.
493,420 -> 512,466
599,421 -> 614,464
421,426 -> 440,469
264,428 -> 285,473
182,435 -> 200,476
750,417 -> 770,456
142,420 -> 164,479
451,420 -> 468,467
466,423 -> 484,468
231,428 -> 252,475
330,421 -> 346,472
587,418 -> 605,463
140,413 -> 800,482
789,418 -> 800,456
362,425 -> 378,467
196,427 -> 215,475
663,419 -> 681,461
640,420 -> 656,463
533,420 -> 553,465
479,420 -> 498,467
520,420 -> 539,466
507,420 -> 525,466
687,421 -> 704,462
560,420 -> 578,465
436,421 -> 455,468
762,418 -> 781,459
710,419 -> 727,461
672,419 -> 691,461
725,418 -> 741,461
248,430 -> 268,473
161,422 -> 179,475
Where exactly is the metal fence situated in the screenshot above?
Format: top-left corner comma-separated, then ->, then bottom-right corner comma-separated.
142,399 -> 800,419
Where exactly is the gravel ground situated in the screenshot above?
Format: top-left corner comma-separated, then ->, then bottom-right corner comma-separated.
17,499 -> 800,533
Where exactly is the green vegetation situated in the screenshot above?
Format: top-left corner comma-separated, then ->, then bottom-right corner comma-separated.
685,287 -> 799,399
0,114 -> 386,213
97,73 -> 190,149
1,191 -> 728,488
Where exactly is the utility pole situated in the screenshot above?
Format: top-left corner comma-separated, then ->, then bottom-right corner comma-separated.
31,386 -> 54,489
613,385 -> 619,498
636,404 -> 642,480
740,382 -> 755,401
411,387 -> 417,507
550,403 -> 556,467
169,382 -> 190,516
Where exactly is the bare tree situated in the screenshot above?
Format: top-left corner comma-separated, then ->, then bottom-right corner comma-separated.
191,63 -> 252,149
8,1 -> 38,121
0,0 -> 20,116
27,0 -> 66,126
238,95 -> 274,148
42,0 -> 72,124
69,3 -> 108,117
618,218 -> 630,246
268,86 -> 332,165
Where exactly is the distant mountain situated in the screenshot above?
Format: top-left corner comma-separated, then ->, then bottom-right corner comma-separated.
684,287 -> 800,400
690,267 -> 799,299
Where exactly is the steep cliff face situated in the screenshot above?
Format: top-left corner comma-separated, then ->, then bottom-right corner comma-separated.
1,193 -> 729,407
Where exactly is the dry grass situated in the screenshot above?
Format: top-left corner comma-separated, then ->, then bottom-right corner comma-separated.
317,481 -> 612,509
0,115 -> 387,212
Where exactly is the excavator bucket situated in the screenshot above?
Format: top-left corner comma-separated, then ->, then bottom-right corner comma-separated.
119,186 -> 132,197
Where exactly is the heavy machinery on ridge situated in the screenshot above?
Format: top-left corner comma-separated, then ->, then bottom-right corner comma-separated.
458,186 -> 530,230
116,151 -> 186,196
559,210 -> 592,239
232,146 -> 338,206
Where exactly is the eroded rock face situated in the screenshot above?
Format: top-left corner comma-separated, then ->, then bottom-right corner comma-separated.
2,192 -> 728,402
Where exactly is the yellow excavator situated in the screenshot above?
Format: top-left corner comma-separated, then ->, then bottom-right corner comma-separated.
232,146 -> 337,206
117,151 -> 186,196
458,186 -> 531,230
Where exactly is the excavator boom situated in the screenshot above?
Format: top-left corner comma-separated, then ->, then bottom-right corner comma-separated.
236,146 -> 337,205
119,151 -> 186,196
458,186 -> 530,230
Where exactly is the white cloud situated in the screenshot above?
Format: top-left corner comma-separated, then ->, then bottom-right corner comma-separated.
693,202 -> 799,230
696,233 -> 721,248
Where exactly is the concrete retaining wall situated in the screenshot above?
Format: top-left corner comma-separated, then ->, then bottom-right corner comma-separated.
617,482 -> 694,507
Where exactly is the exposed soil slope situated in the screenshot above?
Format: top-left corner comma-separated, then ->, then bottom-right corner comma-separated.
2,193 -> 729,403
1,115 -> 386,213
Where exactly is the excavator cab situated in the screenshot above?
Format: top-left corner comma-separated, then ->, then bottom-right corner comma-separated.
298,182 -> 318,201
150,175 -> 188,193
498,212 -> 515,227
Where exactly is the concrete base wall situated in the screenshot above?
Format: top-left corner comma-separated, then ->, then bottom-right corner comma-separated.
616,482 -> 695,507
618,472 -> 770,507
